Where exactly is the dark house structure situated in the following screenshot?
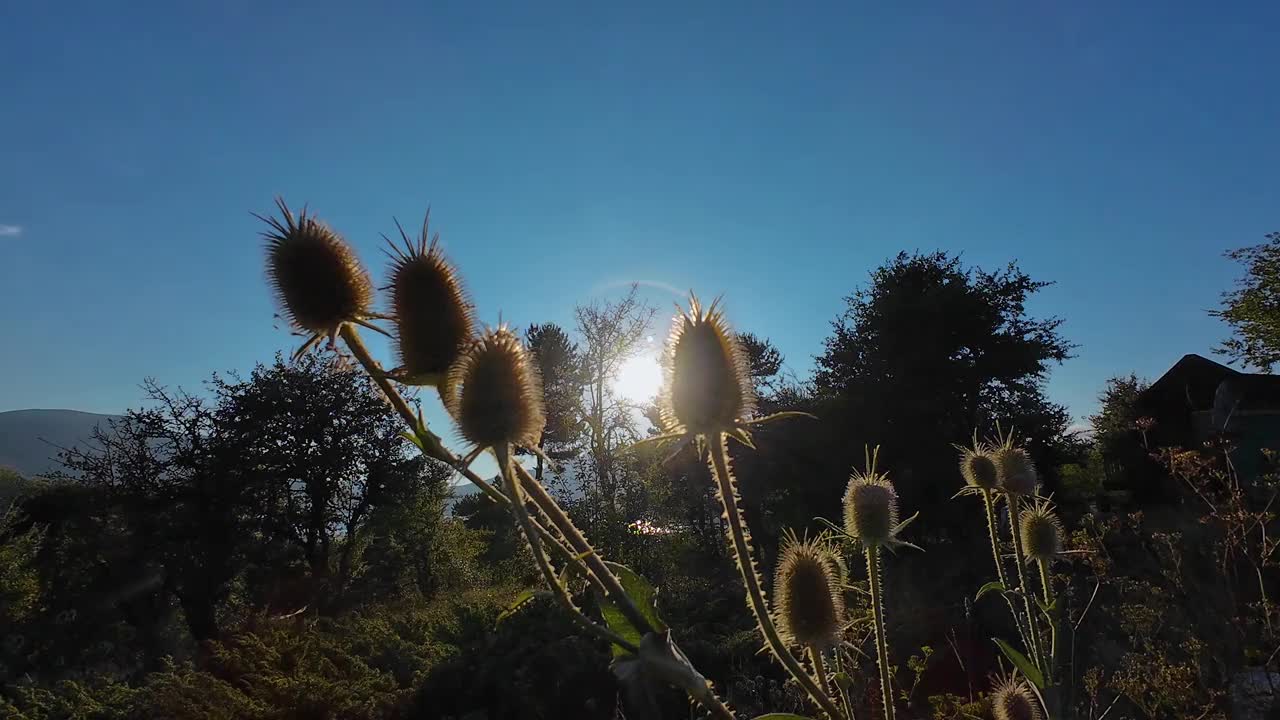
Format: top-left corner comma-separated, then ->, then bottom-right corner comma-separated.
1136,354 -> 1280,481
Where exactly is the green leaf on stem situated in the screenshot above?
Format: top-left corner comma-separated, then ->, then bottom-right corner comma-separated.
993,637 -> 1045,689
975,580 -> 1006,601
596,562 -> 667,658
751,715 -> 816,719
1035,595 -> 1057,617
497,589 -> 543,625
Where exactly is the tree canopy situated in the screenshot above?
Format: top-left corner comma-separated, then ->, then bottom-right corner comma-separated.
1212,231 -> 1280,371
812,251 -> 1076,525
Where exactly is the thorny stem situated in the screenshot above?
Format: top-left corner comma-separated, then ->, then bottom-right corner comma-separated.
497,444 -> 638,654
339,326 -> 582,568
1038,558 -> 1054,608
809,646 -> 829,696
514,462 -> 656,639
833,649 -> 855,720
866,546 -> 895,720
1039,558 -> 1058,681
708,434 -> 844,719
1008,494 -> 1049,684
983,491 -> 1030,649
341,326 -> 737,720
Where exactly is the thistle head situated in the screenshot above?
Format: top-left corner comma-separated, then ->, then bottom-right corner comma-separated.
992,444 -> 1038,496
445,327 -> 545,450
960,447 -> 999,491
990,673 -> 1043,720
384,213 -> 475,386
261,199 -> 374,344
773,532 -> 846,651
659,295 -> 755,437
842,450 -> 901,549
1019,497 -> 1064,563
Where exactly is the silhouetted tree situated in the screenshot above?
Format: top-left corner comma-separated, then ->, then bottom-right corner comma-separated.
210,353 -> 426,610
1091,374 -> 1149,457
524,323 -> 585,481
59,382 -> 239,644
1212,231 -> 1280,371
737,332 -> 784,399
812,251 -> 1075,530
55,353 -> 431,640
1089,373 -> 1156,499
572,285 -> 654,545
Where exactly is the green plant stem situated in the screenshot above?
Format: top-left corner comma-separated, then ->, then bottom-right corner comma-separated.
513,462 -> 655,638
708,434 -> 843,719
982,490 -> 1010,588
338,327 -> 594,589
833,650 -> 855,720
1008,494 -> 1048,683
809,646 -> 828,694
1038,559 -> 1053,608
866,546 -> 895,720
341,326 -> 736,719
983,490 -> 1030,648
1039,558 -> 1058,679
497,444 -> 638,654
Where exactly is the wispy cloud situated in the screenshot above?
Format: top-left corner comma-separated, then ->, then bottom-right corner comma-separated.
1067,423 -> 1094,438
0,225 -> 22,237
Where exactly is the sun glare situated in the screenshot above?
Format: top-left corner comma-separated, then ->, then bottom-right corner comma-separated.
613,354 -> 664,402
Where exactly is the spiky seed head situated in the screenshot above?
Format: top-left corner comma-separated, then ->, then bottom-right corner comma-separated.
1020,499 -> 1064,562
385,215 -> 475,384
960,448 -> 999,490
773,534 -> 846,651
660,295 -> 755,436
992,445 -> 1038,496
843,469 -> 900,547
990,674 -> 1043,720
445,327 -> 545,450
262,199 -> 373,335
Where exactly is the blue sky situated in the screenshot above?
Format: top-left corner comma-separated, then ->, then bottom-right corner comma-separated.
2,2 -> 1278,438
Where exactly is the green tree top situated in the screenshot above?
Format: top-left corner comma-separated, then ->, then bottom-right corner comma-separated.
1212,231 -> 1280,371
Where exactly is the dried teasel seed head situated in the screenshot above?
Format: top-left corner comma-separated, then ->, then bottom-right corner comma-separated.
384,213 -> 476,385
960,447 -> 999,490
1019,499 -> 1064,562
992,445 -> 1038,496
262,199 -> 374,336
660,295 -> 755,436
990,674 -> 1043,720
843,468 -> 899,548
445,327 -> 545,450
773,533 -> 846,651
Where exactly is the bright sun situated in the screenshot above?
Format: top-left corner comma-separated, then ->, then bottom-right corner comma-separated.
613,354 -> 664,402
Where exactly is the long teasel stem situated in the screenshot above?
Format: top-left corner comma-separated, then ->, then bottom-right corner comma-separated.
809,646 -> 828,695
1039,557 -> 1058,681
833,648 -> 855,719
708,433 -> 844,719
1007,494 -> 1048,681
344,326 -> 738,719
517,447 -> 737,720
983,490 -> 1030,647
496,444 -> 638,653
866,546 -> 895,720
514,463 -> 655,638
1038,558 -> 1054,608
340,325 -> 579,567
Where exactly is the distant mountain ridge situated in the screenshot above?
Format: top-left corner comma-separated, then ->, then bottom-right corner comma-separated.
0,409 -> 119,477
